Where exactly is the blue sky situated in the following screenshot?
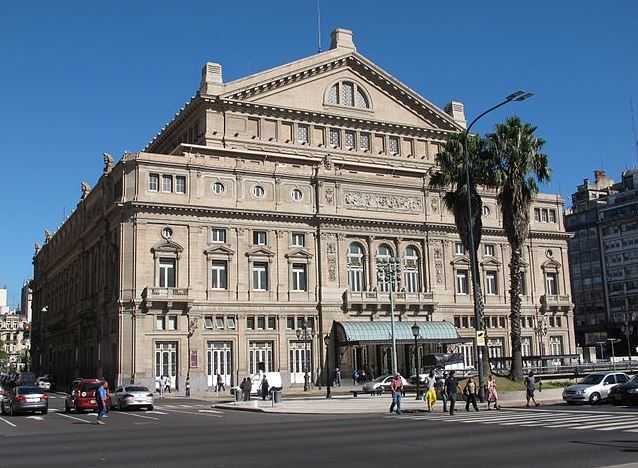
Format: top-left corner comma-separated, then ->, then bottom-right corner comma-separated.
0,1 -> 636,307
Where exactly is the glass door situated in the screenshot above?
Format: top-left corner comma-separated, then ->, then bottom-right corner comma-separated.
249,341 -> 273,375
207,342 -> 233,387
155,342 -> 178,390
289,342 -> 311,384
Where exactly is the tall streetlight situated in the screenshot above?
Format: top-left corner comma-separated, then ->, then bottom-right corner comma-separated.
461,90 -> 534,400
607,338 -> 621,371
324,334 -> 332,399
622,311 -> 635,371
377,257 -> 402,375
296,319 -> 314,391
411,322 -> 421,400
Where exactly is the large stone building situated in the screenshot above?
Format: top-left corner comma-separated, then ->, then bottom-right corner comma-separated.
566,169 -> 638,354
31,29 -> 574,392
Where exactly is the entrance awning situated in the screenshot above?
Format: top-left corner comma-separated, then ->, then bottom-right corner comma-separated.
334,321 -> 468,345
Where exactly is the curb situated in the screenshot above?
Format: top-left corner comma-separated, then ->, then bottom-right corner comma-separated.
213,404 -> 265,413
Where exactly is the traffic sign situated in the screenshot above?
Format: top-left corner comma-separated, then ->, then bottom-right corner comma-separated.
476,330 -> 486,347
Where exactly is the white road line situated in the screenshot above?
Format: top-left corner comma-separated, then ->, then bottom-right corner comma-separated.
521,414 -> 617,427
159,408 -> 222,418
147,411 -> 168,415
179,405 -> 193,408
26,416 -> 43,421
117,412 -> 159,421
0,416 -> 16,428
198,409 -> 221,414
575,419 -> 638,430
56,413 -> 92,424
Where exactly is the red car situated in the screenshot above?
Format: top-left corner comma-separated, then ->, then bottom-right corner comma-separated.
64,379 -> 111,413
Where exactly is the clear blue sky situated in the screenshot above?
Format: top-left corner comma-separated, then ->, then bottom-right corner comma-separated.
0,1 -> 636,307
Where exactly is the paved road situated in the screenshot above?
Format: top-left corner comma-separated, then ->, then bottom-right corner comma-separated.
1,395 -> 638,467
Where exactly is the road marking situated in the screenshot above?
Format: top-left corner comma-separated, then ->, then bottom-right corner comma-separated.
147,411 -> 168,415
198,409 -> 222,414
117,412 -> 160,421
575,418 -> 638,430
0,416 -> 16,428
179,405 -> 193,408
26,416 -> 44,421
159,408 -> 222,418
56,413 -> 92,424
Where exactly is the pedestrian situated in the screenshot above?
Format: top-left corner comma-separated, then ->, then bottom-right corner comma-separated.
161,374 -> 171,394
487,375 -> 500,410
445,371 -> 458,415
335,367 -> 342,387
435,372 -> 447,413
260,376 -> 269,401
352,369 -> 359,385
216,373 -> 225,392
155,375 -> 162,396
424,370 -> 437,412
525,371 -> 540,407
389,373 -> 403,415
463,377 -> 479,412
360,369 -> 367,383
244,376 -> 252,401
96,381 -> 108,425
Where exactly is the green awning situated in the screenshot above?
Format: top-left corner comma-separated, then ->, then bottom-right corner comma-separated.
334,321 -> 466,345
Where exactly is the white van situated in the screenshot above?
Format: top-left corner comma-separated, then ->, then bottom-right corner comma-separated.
249,372 -> 282,395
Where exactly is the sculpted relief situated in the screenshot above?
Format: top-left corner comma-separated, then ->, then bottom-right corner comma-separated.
343,191 -> 423,212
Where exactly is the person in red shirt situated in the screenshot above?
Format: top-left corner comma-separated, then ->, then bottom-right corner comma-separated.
389,374 -> 404,415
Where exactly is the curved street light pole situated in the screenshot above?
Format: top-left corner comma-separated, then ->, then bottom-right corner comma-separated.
462,91 -> 533,401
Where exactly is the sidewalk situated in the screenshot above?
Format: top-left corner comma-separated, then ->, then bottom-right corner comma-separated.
214,388 -> 564,415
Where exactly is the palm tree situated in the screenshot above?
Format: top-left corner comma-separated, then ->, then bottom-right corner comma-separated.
486,116 -> 551,380
429,133 -> 492,377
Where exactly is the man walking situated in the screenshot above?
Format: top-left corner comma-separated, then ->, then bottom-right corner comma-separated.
445,371 -> 459,416
435,372 -> 447,413
463,377 -> 479,412
96,381 -> 108,425
389,373 -> 403,415
216,373 -> 225,392
335,368 -> 342,387
525,371 -> 540,407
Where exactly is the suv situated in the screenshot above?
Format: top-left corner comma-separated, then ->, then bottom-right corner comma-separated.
563,372 -> 630,404
64,379 -> 111,413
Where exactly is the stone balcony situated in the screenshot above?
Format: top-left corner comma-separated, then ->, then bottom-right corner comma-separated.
540,294 -> 572,310
345,290 -> 435,307
142,287 -> 192,310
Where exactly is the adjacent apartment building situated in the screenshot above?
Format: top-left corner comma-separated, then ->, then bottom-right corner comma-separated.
566,169 -> 638,353
31,29 -> 574,392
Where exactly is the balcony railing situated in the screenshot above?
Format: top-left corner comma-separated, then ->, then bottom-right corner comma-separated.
142,287 -> 190,300
346,290 -> 434,306
540,294 -> 572,308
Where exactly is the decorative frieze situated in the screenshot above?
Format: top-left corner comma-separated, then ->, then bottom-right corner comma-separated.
343,191 -> 423,212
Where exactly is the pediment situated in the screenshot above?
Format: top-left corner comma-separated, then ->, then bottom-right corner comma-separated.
541,258 -> 562,270
246,246 -> 275,257
204,244 -> 235,256
285,247 -> 314,259
481,257 -> 502,268
151,239 -> 183,254
220,52 -> 461,132
450,256 -> 470,266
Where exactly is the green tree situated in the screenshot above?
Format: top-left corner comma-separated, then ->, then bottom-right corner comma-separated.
486,116 -> 550,380
429,133 -> 492,378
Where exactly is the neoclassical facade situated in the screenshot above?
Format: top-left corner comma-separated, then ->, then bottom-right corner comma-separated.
31,29 -> 574,392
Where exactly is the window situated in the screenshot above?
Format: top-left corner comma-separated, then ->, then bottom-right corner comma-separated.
257,316 -> 266,330
215,316 -> 225,329
549,336 -> 563,355
376,244 -> 394,292
545,272 -> 559,295
388,137 -> 400,156
175,176 -> 186,194
287,317 -> 295,329
156,315 -> 177,330
212,182 -> 225,194
326,81 -> 370,109
227,317 -> 236,329
247,317 -> 255,330
149,174 -> 159,192
359,133 -> 370,152
253,185 -> 265,198
291,264 -> 307,291
252,262 -> 268,291
549,209 -> 557,223
341,81 -> 354,106
204,316 -> 214,329
159,258 -> 176,288
167,315 -> 177,331
329,128 -> 340,147
344,131 -> 355,150
291,189 -> 303,202
210,228 -> 226,243
296,124 -> 309,144
534,208 -> 541,222
404,246 -> 420,293
485,271 -> 498,295
522,337 -> 532,357
541,209 -> 548,223
484,244 -> 495,257
291,233 -> 305,247
306,317 -> 315,330
162,175 -> 173,192
499,317 -> 506,328
267,316 -> 276,330
211,261 -> 228,289
455,242 -> 465,256
456,270 -> 469,295
347,242 -> 366,292
156,316 -> 166,330
253,231 -> 267,246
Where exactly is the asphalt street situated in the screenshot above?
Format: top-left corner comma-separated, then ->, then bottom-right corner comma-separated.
1,396 -> 638,468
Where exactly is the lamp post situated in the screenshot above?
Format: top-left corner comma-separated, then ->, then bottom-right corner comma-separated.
324,334 -> 332,399
622,311 -> 635,371
376,257 -> 402,375
461,90 -> 533,399
607,338 -> 621,370
186,316 -> 198,397
412,322 -> 421,400
296,319 -> 314,392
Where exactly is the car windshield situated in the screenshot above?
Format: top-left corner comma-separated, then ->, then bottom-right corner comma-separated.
17,387 -> 41,395
80,383 -> 101,392
580,374 -> 604,385
126,386 -> 149,392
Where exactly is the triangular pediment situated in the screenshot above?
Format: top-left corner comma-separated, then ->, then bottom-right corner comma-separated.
246,246 -> 275,257
204,244 -> 235,256
285,247 -> 313,259
220,52 -> 461,132
541,258 -> 562,270
151,239 -> 183,254
451,256 -> 470,266
481,257 -> 502,268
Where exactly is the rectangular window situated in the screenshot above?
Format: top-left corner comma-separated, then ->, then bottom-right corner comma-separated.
456,270 -> 469,295
253,231 -> 267,246
388,136 -> 400,156
485,271 -> 498,295
546,272 -> 559,295
215,316 -> 225,329
296,124 -> 309,144
175,176 -> 186,194
159,258 -> 176,288
211,261 -> 228,289
167,315 -> 177,331
484,244 -> 495,257
267,316 -> 276,330
556,316 -> 562,327
227,316 -> 236,329
344,131 -> 355,150
534,208 -> 541,222
291,263 -> 307,291
549,209 -> 557,223
291,232 -> 305,247
149,174 -> 159,192
257,316 -> 266,330
329,128 -> 340,147
247,317 -> 255,330
541,209 -> 548,223
210,228 -> 226,243
549,316 -> 556,327
156,316 -> 166,330
455,242 -> 465,256
359,133 -> 370,152
454,316 -> 461,328
253,262 -> 268,291
204,316 -> 214,329
287,317 -> 295,329
162,175 -> 173,193
306,317 -> 315,330
499,317 -> 506,328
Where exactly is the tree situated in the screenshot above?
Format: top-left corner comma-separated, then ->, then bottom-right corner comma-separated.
429,133 -> 492,378
486,116 -> 550,380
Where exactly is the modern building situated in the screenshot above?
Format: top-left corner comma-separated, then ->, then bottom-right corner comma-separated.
21,280 -> 32,323
566,169 -> 638,355
31,29 -> 574,393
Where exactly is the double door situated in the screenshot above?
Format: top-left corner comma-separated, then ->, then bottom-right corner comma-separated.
289,342 -> 311,384
207,342 -> 232,387
249,341 -> 273,375
155,342 -> 177,390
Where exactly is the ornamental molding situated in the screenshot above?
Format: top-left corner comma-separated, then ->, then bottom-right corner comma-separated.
343,190 -> 423,213
203,244 -> 235,257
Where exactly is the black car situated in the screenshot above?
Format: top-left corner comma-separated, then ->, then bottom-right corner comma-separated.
609,376 -> 638,405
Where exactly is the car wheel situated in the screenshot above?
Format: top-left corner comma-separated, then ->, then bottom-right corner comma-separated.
8,404 -> 14,417
64,401 -> 70,413
589,392 -> 601,405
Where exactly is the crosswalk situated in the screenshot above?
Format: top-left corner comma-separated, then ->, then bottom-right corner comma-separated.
395,408 -> 638,433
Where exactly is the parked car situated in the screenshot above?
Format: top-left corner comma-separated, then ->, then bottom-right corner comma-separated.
562,372 -> 630,404
112,385 -> 154,411
609,376 -> 638,405
64,379 -> 111,413
362,375 -> 409,394
36,376 -> 53,392
1,385 -> 48,416
15,372 -> 36,386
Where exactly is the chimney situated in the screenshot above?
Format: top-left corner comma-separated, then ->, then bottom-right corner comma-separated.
444,101 -> 467,129
200,62 -> 223,95
330,28 -> 356,51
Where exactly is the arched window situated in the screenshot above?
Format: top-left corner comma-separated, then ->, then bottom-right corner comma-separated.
376,244 -> 394,292
404,246 -> 420,293
347,243 -> 366,292
325,80 -> 371,110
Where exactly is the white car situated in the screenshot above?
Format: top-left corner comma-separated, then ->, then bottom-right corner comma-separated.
112,385 -> 154,410
562,372 -> 630,404
362,375 -> 409,394
36,378 -> 51,392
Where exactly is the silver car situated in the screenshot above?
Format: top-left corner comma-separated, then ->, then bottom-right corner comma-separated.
562,372 -> 630,404
112,385 -> 154,410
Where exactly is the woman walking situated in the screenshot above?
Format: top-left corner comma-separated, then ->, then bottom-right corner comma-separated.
424,370 -> 437,412
487,375 -> 500,410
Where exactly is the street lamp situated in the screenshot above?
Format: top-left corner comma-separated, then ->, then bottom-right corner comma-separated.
296,319 -> 314,392
324,334 -> 332,399
622,311 -> 635,371
411,322 -> 421,400
461,90 -> 533,399
376,257 -> 402,375
607,338 -> 621,371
